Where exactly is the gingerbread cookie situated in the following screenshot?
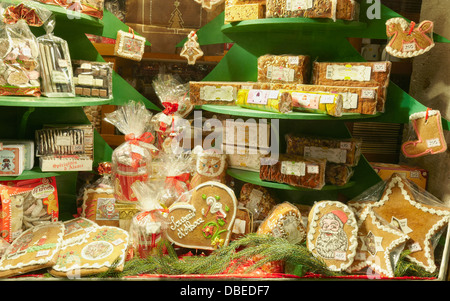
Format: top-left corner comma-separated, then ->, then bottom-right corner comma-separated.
401,110 -> 447,158
347,207 -> 410,277
239,183 -> 277,221
61,218 -> 99,248
49,226 -> 129,278
166,181 -> 237,251
257,202 -> 306,245
371,173 -> 450,273
190,149 -> 227,188
0,223 -> 65,278
307,201 -> 358,272
386,18 -> 434,58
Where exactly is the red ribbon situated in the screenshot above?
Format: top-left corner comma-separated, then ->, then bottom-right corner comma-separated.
425,107 -> 432,122
124,132 -> 154,168
162,102 -> 179,115
408,21 -> 416,35
165,172 -> 190,195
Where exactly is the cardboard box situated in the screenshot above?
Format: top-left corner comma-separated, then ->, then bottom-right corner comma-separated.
370,162 -> 428,190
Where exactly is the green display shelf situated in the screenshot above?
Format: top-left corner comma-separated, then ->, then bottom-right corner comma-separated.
0,166 -> 63,182
227,168 -> 355,191
198,104 -> 381,120
222,18 -> 367,36
0,96 -> 111,107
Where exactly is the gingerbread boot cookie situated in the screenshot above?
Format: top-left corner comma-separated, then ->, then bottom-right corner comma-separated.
402,109 -> 447,158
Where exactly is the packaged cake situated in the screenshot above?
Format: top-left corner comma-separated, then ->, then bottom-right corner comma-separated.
236,89 -> 293,113
260,154 -> 327,190
224,0 -> 265,23
266,0 -> 337,20
257,54 -> 310,84
285,134 -> 363,167
72,60 -> 113,99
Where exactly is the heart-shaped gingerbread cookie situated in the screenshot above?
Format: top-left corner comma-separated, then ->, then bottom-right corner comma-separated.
166,181 -> 238,251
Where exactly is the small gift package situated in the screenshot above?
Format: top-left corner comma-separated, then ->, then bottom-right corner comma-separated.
37,18 -> 75,97
158,154 -> 192,208
35,0 -> 105,19
114,29 -> 146,61
129,181 -> 168,258
104,100 -> 156,204
81,162 -> 119,227
152,73 -> 192,118
72,60 -> 113,98
0,2 -> 51,97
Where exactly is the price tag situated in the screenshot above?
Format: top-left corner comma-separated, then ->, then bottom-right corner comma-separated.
403,42 -> 417,52
426,138 -> 441,148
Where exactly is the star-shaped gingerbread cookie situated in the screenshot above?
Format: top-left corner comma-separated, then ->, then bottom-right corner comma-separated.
347,207 -> 410,277
371,173 -> 450,273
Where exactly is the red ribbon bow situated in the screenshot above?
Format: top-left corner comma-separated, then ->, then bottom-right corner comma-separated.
162,102 -> 179,115
165,172 -> 190,195
124,132 -> 154,168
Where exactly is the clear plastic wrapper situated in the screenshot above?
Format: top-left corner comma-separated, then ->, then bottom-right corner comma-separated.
257,54 -> 310,84
81,162 -> 119,226
238,183 -> 277,222
289,90 -> 343,117
236,89 -> 293,113
72,60 -> 113,99
285,133 -> 363,167
1,2 -> 52,26
34,0 -> 105,19
260,154 -> 327,190
152,73 -> 192,118
37,18 -> 75,97
129,180 -> 168,258
266,0 -> 337,21
158,153 -> 192,208
348,173 -> 450,274
35,128 -> 85,156
104,100 -> 156,203
0,20 -> 40,96
114,29 -> 146,61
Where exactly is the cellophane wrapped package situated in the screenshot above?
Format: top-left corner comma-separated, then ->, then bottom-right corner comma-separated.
104,100 -> 156,203
129,180 -> 168,259
0,2 -> 51,96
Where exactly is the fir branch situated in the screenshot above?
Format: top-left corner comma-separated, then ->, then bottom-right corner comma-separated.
394,250 -> 438,278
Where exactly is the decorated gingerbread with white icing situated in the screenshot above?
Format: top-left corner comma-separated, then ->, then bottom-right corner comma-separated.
49,226 -> 129,277
307,201 -> 358,272
166,181 -> 237,251
347,207 -> 410,277
371,173 -> 450,273
0,223 -> 65,278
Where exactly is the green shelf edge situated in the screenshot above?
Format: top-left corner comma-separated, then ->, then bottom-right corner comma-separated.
198,104 -> 381,120
0,96 -> 111,107
222,18 -> 367,35
227,168 -> 355,191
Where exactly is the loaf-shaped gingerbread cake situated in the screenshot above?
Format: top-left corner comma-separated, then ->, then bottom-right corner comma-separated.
236,89 -> 293,113
285,134 -> 363,167
189,81 -> 260,106
224,0 -> 265,23
260,154 -> 326,190
312,61 -> 392,112
266,0 -> 337,20
257,54 -> 310,84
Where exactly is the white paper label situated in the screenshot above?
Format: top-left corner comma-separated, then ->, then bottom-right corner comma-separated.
426,138 -> 441,148
267,66 -> 295,82
36,249 -> 51,257
334,251 -> 347,261
200,85 -> 236,102
56,136 -> 71,146
80,63 -> 92,70
281,161 -> 306,176
342,92 -> 359,109
286,0 -> 313,10
288,56 -> 299,65
232,219 -> 247,234
402,42 -> 416,52
326,65 -> 372,82
303,146 -> 347,164
247,90 -> 279,105
373,62 -> 387,72
78,74 -> 94,86
307,164 -> 319,174
361,89 -> 376,99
